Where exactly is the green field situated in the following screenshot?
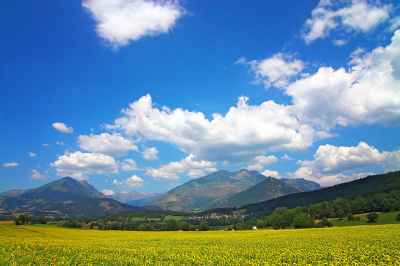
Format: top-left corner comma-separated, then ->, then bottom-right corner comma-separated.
163,215 -> 185,221
329,212 -> 400,227
1,224 -> 399,265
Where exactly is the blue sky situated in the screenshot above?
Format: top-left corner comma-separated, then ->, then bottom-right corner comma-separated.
1,0 -> 400,196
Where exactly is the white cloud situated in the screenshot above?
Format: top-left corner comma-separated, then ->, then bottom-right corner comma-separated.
29,152 -> 37,158
142,147 -> 159,161
281,154 -> 294,161
113,179 -> 122,186
42,143 -> 49,146
290,142 -> 400,186
261,169 -> 281,179
120,158 -> 138,171
333,39 -> 348,46
107,94 -> 317,164
145,168 -> 179,180
102,189 -> 115,196
56,142 -> 65,146
303,0 -> 391,44
30,169 -> 47,180
78,133 -> 138,157
246,155 -> 278,171
383,150 -> 400,172
237,53 -> 304,89
3,162 -> 18,167
301,142 -> 387,174
389,16 -> 400,32
287,30 -> 400,130
50,151 -> 118,180
123,175 -> 144,188
52,122 -> 73,133
82,0 -> 185,49
186,169 -> 206,178
145,154 -> 217,180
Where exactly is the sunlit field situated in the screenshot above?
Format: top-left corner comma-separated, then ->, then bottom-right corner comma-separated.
1,224 -> 399,265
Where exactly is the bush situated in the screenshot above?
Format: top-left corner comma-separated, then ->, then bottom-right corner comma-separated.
396,213 -> 400,221
346,213 -> 354,221
354,216 -> 361,221
318,217 -> 333,227
367,212 -> 379,223
38,216 -> 47,224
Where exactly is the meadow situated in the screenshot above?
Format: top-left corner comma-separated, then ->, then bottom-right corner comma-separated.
1,224 -> 399,265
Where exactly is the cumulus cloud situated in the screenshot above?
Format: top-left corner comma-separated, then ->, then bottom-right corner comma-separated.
287,30 -> 400,130
107,94 -> 319,164
144,168 -> 179,180
3,162 -> 18,167
42,143 -> 49,146
30,169 -> 47,180
290,142 -> 400,186
56,142 -> 65,146
145,154 -> 217,180
120,158 -> 138,171
102,189 -> 115,196
78,133 -> 138,157
246,155 -> 278,171
301,142 -> 387,174
186,169 -> 206,178
236,53 -> 304,89
29,152 -> 37,158
82,0 -> 186,49
142,147 -> 159,161
261,169 -> 281,179
52,122 -> 73,133
123,175 -> 144,188
113,179 -> 122,186
50,151 -> 118,180
303,0 -> 392,44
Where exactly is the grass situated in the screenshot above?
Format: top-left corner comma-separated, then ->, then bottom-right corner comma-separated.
163,215 -> 185,221
329,212 -> 400,227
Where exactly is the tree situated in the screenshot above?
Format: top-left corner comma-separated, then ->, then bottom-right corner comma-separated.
367,212 -> 379,223
136,224 -> 146,231
293,213 -> 314,229
346,213 -> 354,221
396,213 -> 400,221
336,209 -> 345,220
199,220 -> 209,231
38,216 -> 47,224
179,221 -> 189,231
90,223 -> 94,229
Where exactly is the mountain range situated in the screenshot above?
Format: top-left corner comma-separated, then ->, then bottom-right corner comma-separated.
107,191 -> 163,206
0,170 -> 323,217
147,169 -> 319,211
0,177 -> 159,218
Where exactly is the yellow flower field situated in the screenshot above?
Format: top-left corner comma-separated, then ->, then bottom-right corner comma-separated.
0,224 -> 399,265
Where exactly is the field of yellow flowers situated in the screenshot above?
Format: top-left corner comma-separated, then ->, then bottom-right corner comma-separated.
0,224 -> 399,265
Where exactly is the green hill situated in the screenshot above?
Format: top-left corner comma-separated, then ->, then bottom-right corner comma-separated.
224,177 -> 303,207
147,169 -> 267,211
279,178 -> 321,191
243,171 -> 400,215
